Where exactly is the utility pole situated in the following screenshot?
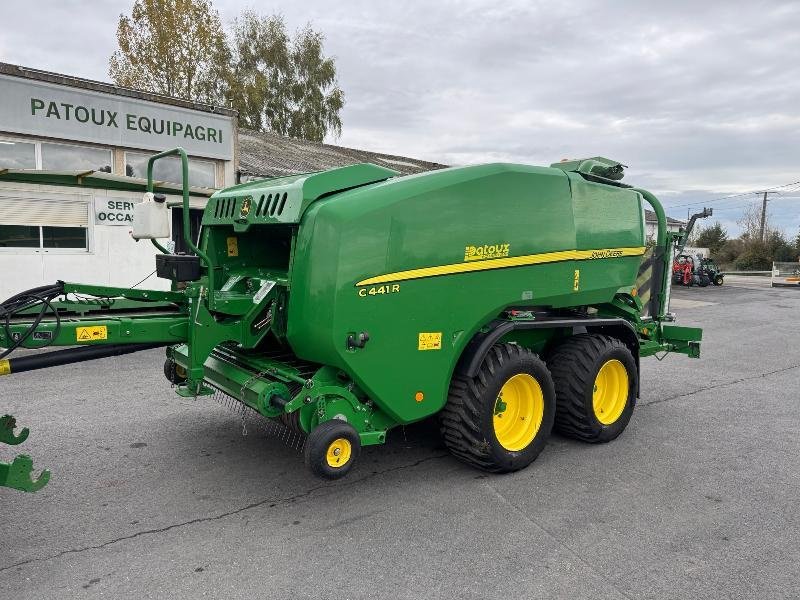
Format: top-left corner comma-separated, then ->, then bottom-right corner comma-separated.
758,191 -> 779,242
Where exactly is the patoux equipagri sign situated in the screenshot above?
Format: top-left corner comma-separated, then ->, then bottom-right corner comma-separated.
0,74 -> 233,161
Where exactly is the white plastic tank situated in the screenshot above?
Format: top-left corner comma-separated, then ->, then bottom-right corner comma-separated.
132,192 -> 170,240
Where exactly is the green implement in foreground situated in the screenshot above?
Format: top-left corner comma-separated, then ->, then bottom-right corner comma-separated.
0,149 -> 701,485
0,415 -> 50,492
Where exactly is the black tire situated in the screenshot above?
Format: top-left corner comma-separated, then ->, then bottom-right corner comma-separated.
547,334 -> 637,443
713,274 -> 724,286
697,274 -> 710,287
304,420 -> 361,479
164,358 -> 187,385
440,343 -> 555,473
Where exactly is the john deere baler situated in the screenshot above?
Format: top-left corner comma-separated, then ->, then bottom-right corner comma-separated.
0,150 -> 701,486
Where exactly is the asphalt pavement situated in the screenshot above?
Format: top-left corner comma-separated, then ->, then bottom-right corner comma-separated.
2,283 -> 799,599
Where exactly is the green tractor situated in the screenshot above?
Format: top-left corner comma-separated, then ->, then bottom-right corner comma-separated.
703,256 -> 725,286
1,152 -> 701,486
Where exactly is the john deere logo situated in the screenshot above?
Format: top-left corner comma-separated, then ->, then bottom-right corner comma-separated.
464,243 -> 510,262
239,197 -> 252,218
589,249 -> 623,259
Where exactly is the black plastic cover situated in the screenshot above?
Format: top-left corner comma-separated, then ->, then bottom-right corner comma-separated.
156,253 -> 201,282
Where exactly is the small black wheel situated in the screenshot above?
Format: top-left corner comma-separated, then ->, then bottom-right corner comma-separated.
305,420 -> 361,479
713,274 -> 724,286
697,274 -> 710,287
547,334 -> 637,443
164,358 -> 187,385
440,343 -> 555,473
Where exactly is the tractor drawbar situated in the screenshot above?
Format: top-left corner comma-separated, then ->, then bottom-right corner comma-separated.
0,343 -> 167,377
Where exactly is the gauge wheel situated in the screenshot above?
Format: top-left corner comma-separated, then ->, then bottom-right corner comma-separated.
164,358 -> 187,385
305,420 -> 361,479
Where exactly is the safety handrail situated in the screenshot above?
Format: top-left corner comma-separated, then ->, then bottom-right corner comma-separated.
146,148 -> 214,294
633,188 -> 670,321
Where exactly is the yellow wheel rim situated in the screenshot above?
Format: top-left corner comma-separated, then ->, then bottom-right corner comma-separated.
593,359 -> 629,425
493,373 -> 545,451
325,437 -> 352,468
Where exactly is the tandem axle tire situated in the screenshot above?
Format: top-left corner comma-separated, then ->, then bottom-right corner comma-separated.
547,334 -> 637,443
440,343 -> 555,473
305,420 -> 361,479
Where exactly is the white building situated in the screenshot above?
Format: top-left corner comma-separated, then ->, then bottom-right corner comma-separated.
644,209 -> 684,243
0,63 -> 235,299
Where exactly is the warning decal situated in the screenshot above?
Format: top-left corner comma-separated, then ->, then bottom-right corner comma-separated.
76,326 -> 108,342
226,236 -> 239,257
418,332 -> 442,351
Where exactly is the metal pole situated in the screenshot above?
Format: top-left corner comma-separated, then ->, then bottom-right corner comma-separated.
758,191 -> 779,242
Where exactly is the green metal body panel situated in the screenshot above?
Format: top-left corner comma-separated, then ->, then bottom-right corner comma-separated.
204,163 -> 399,227
285,164 -> 645,423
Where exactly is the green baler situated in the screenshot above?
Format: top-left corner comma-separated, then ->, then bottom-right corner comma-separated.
0,150 -> 701,485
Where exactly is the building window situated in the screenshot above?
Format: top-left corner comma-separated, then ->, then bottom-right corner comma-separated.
42,226 -> 88,249
41,142 -> 112,172
0,195 -> 90,252
0,225 -> 40,248
125,151 -> 216,188
0,140 -> 36,169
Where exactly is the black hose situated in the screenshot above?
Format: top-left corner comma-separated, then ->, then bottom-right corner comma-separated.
4,343 -> 167,375
0,282 -> 65,359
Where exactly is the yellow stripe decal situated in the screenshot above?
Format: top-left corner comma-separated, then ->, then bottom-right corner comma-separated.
0,359 -> 11,376
356,246 -> 646,287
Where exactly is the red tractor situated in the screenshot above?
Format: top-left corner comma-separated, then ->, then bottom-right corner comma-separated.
673,254 -> 710,287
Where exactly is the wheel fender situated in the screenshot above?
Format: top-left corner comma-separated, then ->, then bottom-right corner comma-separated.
455,318 -> 640,395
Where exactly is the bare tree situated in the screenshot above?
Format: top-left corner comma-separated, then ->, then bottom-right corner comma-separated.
737,201 -> 774,240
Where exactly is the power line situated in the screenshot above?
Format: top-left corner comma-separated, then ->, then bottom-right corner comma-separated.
711,194 -> 800,213
663,179 -> 800,210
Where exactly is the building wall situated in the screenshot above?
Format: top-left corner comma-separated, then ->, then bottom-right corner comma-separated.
0,181 -> 183,299
0,65 -> 234,301
646,220 -> 683,242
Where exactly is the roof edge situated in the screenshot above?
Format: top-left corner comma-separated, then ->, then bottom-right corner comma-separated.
0,62 -> 237,118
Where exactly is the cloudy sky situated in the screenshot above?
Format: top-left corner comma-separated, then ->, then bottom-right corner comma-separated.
2,0 -> 799,234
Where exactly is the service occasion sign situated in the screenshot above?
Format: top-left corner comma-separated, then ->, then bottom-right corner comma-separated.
0,74 -> 233,160
95,196 -> 140,226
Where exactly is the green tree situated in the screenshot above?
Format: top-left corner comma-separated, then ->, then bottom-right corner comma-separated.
795,228 -> 800,257
109,0 -> 228,104
693,222 -> 728,258
734,243 -> 772,270
226,13 -> 344,141
765,230 -> 796,262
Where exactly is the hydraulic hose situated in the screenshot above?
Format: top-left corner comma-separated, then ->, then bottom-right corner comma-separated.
0,282 -> 65,359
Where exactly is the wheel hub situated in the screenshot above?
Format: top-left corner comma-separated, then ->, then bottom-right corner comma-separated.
592,359 -> 629,425
325,437 -> 352,467
493,373 -> 544,451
